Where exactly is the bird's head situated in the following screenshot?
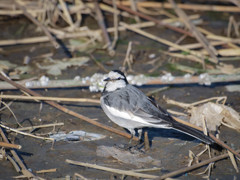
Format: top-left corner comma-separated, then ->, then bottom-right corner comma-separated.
103,70 -> 128,92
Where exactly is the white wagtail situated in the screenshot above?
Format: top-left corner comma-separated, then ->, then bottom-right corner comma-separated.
100,70 -> 214,145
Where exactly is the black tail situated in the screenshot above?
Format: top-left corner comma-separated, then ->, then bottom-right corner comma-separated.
172,122 -> 214,145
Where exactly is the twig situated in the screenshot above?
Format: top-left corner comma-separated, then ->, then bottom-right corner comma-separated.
122,41 -> 134,72
73,173 -> 88,180
156,149 -> 240,179
130,0 -> 140,23
0,123 -> 54,141
58,0 -> 74,27
109,0 -> 118,50
13,0 -> 59,49
36,168 -> 57,174
89,54 -> 109,73
0,94 -> 100,104
0,141 -> 21,149
169,39 -> 240,51
132,167 -> 162,172
228,151 -> 239,173
169,0 -> 218,64
103,0 -> 193,37
229,0 -> 240,8
1,101 -> 22,127
164,96 -> 227,108
16,122 -> 64,131
65,159 -> 158,179
6,155 -> 21,172
0,73 -> 138,141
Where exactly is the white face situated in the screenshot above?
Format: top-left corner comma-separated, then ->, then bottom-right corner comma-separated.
108,71 -> 125,80
104,71 -> 127,92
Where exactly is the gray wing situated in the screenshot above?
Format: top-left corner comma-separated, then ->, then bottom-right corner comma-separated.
103,85 -> 174,127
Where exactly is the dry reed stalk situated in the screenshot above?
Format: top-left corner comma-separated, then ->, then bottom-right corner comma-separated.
94,1 -> 114,56
0,141 -> 21,149
36,168 -> 57,174
118,1 -> 240,12
16,123 -> 64,131
169,40 -> 240,51
130,0 -> 140,23
0,124 -> 54,141
132,167 -> 162,172
0,95 -> 100,104
58,0 -> 74,27
6,155 -> 21,172
109,0 -> 119,50
66,159 -> 159,179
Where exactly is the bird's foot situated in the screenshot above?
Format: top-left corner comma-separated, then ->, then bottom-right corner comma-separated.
114,141 -> 145,153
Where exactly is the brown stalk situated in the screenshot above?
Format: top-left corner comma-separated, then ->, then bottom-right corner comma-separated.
0,141 -> 21,149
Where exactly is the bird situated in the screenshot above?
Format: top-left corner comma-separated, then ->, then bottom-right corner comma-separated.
100,70 -> 214,145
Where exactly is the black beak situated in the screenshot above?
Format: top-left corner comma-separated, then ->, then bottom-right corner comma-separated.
103,77 -> 111,81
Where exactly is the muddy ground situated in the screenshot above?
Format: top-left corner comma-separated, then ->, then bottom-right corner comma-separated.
0,8 -> 240,180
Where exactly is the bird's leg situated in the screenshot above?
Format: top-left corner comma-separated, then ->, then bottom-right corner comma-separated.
137,129 -> 143,141
144,131 -> 150,151
128,129 -> 135,145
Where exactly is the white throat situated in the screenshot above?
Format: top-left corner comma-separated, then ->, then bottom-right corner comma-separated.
105,80 -> 127,92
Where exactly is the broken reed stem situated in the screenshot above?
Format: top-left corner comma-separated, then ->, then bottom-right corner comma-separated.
0,74 -> 138,141
16,123 -> 64,131
65,159 -> 158,179
0,95 -> 100,104
0,141 -> 21,149
0,124 -> 54,141
7,155 -> 21,172
13,0 -> 59,49
36,168 -> 57,174
0,127 -> 36,178
157,149 -> 240,179
132,167 -> 162,172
